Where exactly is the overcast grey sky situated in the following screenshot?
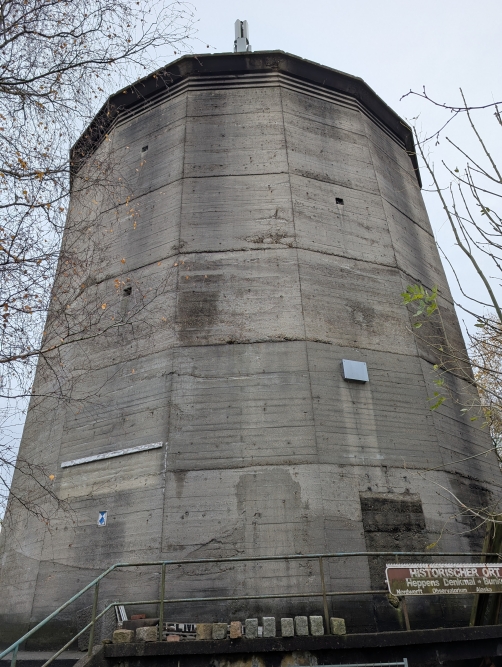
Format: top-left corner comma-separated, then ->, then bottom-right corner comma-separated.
183,0 -> 501,333
191,0 -> 499,113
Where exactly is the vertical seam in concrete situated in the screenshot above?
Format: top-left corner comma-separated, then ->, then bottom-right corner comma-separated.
279,84 -> 329,558
160,91 -> 189,559
159,353 -> 172,560
363,120 -> 448,484
28,407 -> 61,622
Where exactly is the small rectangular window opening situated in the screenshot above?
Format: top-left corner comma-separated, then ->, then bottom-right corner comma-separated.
123,285 -> 132,296
141,145 -> 149,153
336,197 -> 344,205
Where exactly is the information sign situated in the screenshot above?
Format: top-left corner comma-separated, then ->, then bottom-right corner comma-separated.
386,563 -> 502,596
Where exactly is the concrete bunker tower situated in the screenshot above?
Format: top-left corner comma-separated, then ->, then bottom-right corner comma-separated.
1,46 -> 501,645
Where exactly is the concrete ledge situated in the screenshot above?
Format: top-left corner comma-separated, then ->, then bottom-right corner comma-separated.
104,625 -> 502,659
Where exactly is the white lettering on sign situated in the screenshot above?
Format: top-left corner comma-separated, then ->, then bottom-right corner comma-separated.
386,563 -> 502,596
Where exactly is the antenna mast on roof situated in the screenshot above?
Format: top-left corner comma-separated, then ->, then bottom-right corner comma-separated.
234,20 -> 252,52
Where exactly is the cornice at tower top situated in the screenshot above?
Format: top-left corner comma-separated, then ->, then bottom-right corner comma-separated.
71,50 -> 421,187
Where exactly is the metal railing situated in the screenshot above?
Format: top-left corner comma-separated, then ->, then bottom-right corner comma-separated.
0,551 -> 495,667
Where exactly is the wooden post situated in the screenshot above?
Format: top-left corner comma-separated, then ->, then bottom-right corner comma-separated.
159,563 -> 166,641
400,597 -> 411,631
87,582 -> 100,657
319,557 -> 330,634
470,516 -> 502,626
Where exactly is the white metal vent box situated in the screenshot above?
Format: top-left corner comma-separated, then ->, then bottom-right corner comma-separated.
342,359 -> 369,382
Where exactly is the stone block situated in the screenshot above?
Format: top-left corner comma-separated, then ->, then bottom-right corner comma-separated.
196,623 -> 213,640
330,617 -> 346,635
309,616 -> 324,636
166,634 -> 180,642
112,629 -> 134,644
280,618 -> 294,637
136,626 -> 158,642
229,621 -> 242,638
123,618 -> 159,631
294,616 -> 309,636
244,618 -> 258,639
262,617 -> 276,637
212,623 -> 228,640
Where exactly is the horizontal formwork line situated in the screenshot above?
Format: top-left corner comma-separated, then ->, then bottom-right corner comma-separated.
117,590 -> 389,606
113,73 -> 404,152
83,76 -> 407,174
114,74 -> 361,128
60,339 -> 446,372
112,551 -> 498,568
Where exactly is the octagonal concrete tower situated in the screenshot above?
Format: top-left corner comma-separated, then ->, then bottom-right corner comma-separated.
1,51 -> 501,645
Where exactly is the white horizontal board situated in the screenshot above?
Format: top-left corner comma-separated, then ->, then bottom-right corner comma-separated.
61,441 -> 164,468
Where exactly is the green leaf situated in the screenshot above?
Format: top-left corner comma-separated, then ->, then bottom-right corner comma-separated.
413,322 -> 423,328
426,303 -> 438,316
474,322 -> 486,328
430,396 -> 446,410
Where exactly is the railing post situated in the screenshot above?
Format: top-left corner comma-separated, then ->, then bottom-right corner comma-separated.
399,596 -> 411,631
318,556 -> 330,634
10,644 -> 18,667
87,581 -> 100,657
159,563 -> 166,641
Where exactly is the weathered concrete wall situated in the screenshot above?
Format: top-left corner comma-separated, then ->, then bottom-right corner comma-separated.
1,54 -> 500,647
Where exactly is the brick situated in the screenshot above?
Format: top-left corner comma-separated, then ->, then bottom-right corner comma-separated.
136,626 -> 158,642
212,623 -> 228,640
309,616 -> 324,636
281,618 -> 294,637
330,617 -> 346,635
112,629 -> 134,644
244,618 -> 258,639
166,634 -> 180,642
229,621 -> 242,638
262,617 -> 276,637
196,623 -> 213,640
294,616 -> 309,636
131,614 -> 146,620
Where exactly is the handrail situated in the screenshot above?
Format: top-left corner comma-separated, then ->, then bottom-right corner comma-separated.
1,550 -> 499,667
0,564 -> 118,661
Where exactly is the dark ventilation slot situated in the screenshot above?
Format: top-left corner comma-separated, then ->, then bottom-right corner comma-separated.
336,197 -> 344,205
123,285 -> 132,296
141,145 -> 149,153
